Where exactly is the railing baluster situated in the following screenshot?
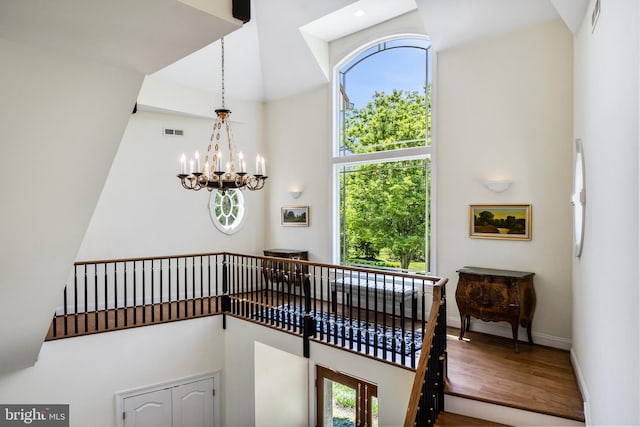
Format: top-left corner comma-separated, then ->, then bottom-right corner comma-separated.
121,262 -> 127,328
114,262 -> 119,328
150,259 -> 155,322
200,255 -> 204,315
103,263 -> 108,330
183,257 -> 187,318
168,258 -> 173,320
160,259 -> 164,321
214,255 -> 219,312
131,260 -> 135,325
175,257 -> 180,318
83,264 -> 88,333
192,256 -> 196,316
93,264 -> 98,333
63,278 -> 68,337
207,256 -> 211,314
141,260 -> 145,322
148,260 -> 156,322
73,264 -> 78,334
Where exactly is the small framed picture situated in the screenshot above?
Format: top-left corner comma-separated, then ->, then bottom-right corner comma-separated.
281,206 -> 309,227
469,204 -> 531,240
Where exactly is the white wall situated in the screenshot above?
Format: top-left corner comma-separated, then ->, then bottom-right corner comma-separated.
224,317 -> 306,427
77,90 -> 266,261
0,316 -> 225,427
255,342 -> 308,427
223,316 -> 414,427
263,86 -> 332,262
0,36 -> 143,374
436,20 -> 574,348
572,1 -> 639,424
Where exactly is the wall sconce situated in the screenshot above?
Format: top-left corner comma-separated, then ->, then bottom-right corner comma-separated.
288,187 -> 303,199
484,180 -> 512,193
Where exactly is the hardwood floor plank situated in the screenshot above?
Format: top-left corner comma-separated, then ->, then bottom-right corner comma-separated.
445,327 -> 584,422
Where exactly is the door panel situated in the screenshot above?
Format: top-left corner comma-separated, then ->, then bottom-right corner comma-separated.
124,389 -> 172,427
172,378 -> 214,427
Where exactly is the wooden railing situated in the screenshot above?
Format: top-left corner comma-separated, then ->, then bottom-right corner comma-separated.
224,253 -> 445,369
48,252 -> 447,377
47,253 -> 224,339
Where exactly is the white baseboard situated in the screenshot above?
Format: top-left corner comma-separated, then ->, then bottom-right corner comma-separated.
447,315 -> 572,350
445,394 -> 585,426
570,348 -> 591,425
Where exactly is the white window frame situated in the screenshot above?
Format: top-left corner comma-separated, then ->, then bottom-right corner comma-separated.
208,189 -> 246,234
331,34 -> 433,273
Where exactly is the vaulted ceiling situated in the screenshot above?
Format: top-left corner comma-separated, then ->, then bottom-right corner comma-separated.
150,0 -> 588,103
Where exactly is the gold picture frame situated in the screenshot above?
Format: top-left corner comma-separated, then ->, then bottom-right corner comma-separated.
469,204 -> 531,240
281,206 -> 309,226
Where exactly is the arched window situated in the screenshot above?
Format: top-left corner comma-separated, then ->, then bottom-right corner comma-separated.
333,37 -> 431,273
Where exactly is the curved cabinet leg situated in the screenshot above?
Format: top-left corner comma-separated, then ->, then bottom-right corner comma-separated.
458,314 -> 467,340
511,322 -> 519,353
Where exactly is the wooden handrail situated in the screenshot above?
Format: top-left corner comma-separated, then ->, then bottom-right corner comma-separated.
73,251 -> 225,266
75,251 -> 442,283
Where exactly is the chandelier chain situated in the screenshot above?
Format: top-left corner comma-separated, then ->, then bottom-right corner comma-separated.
221,38 -> 225,109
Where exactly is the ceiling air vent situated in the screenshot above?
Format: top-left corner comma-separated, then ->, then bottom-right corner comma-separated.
163,128 -> 184,136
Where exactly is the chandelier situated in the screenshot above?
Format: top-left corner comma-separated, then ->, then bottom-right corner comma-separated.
177,38 -> 267,193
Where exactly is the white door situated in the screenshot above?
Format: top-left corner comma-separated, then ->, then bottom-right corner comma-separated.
123,389 -> 172,427
172,378 -> 215,427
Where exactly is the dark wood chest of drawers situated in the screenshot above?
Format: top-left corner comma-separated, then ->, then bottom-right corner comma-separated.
262,249 -> 308,287
455,267 -> 536,352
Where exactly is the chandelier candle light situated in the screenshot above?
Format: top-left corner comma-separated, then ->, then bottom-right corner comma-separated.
177,38 -> 267,193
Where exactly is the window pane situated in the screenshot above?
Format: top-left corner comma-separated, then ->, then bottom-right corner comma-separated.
371,395 -> 378,427
209,189 -> 245,234
335,37 -> 431,274
322,379 -> 356,427
338,40 -> 431,156
339,158 -> 429,272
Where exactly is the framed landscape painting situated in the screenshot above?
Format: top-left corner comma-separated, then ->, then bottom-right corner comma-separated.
281,206 -> 309,226
469,204 -> 531,240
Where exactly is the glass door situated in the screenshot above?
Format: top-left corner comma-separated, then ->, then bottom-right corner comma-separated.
317,365 -> 378,427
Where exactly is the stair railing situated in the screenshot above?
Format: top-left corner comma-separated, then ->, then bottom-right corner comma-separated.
403,281 -> 448,426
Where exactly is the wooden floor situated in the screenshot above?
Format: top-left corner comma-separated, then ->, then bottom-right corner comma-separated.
445,326 -> 584,422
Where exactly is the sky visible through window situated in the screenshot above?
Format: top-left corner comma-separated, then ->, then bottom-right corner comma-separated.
342,40 -> 430,109
338,38 -> 431,272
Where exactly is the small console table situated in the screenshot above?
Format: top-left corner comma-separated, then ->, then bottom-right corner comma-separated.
455,267 -> 536,352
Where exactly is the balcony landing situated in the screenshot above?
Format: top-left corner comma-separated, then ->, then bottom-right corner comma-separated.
445,326 -> 584,423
